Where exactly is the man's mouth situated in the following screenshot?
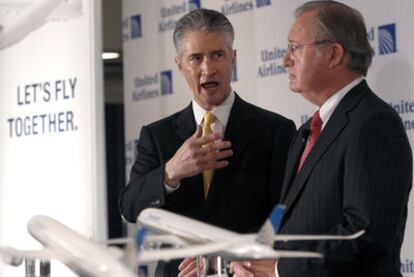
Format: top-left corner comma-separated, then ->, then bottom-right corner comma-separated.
201,81 -> 219,89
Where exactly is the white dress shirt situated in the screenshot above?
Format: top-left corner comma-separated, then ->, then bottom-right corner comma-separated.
319,77 -> 363,129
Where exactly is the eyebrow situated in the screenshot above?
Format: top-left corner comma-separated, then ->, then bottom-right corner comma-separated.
187,52 -> 202,59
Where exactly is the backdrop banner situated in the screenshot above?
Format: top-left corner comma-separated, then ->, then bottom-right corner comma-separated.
0,0 -> 106,276
123,1 -> 414,275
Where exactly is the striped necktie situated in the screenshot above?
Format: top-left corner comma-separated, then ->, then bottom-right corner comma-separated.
297,110 -> 323,172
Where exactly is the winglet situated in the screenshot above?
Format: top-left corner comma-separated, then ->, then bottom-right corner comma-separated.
138,264 -> 148,276
135,227 -> 148,252
257,204 -> 286,246
269,204 -> 286,234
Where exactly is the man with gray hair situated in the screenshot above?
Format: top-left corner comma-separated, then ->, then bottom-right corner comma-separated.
119,8 -> 296,276
231,1 -> 412,276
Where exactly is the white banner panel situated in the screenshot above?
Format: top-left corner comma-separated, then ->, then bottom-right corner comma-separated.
123,1 -> 414,275
0,0 -> 106,276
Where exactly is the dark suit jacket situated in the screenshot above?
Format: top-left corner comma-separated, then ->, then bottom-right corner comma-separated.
277,81 -> 412,277
119,94 -> 295,275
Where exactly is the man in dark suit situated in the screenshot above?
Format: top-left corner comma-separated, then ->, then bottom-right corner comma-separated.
230,1 -> 412,277
119,8 -> 296,276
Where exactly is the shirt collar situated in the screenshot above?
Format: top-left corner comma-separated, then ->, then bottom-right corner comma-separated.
193,91 -> 235,127
319,77 -> 363,129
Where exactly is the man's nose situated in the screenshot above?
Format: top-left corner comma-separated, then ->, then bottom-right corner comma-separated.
283,52 -> 292,67
201,58 -> 217,76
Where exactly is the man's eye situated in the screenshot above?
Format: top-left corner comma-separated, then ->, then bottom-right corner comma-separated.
213,52 -> 224,58
190,56 -> 202,62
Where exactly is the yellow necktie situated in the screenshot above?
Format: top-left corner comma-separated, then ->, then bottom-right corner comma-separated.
202,111 -> 217,198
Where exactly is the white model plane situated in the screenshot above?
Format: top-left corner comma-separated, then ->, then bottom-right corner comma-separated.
0,0 -> 82,50
0,215 -> 135,277
135,205 -> 365,263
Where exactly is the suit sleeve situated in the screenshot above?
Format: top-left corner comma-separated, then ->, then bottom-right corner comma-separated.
278,111 -> 412,275
269,119 -> 297,205
119,125 -> 168,223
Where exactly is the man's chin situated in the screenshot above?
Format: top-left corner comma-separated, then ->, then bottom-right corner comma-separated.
289,85 -> 302,93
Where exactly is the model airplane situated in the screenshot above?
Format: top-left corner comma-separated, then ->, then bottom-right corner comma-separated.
0,0 -> 82,50
135,205 -> 365,263
0,215 -> 135,277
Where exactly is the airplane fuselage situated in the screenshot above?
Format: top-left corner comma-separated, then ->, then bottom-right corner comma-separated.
27,215 -> 135,277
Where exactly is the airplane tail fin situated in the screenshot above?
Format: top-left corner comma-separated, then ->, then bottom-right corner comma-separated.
135,227 -> 148,253
256,204 -> 286,246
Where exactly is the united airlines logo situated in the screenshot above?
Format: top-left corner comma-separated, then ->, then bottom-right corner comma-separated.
401,258 -> 414,275
125,138 -> 140,167
257,46 -> 287,78
160,70 -> 173,95
221,0 -> 272,16
256,0 -> 271,8
189,0 -> 201,11
231,62 -> 238,82
367,23 -> 397,56
132,70 -> 174,102
378,23 -> 397,55
130,14 -> 142,39
159,1 -> 202,32
389,100 -> 414,132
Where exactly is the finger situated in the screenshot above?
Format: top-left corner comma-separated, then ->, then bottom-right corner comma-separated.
229,261 -> 237,273
198,150 -> 233,166
185,268 -> 198,277
229,262 -> 254,276
205,149 -> 233,161
195,132 -> 223,146
199,141 -> 232,155
178,257 -> 195,271
192,125 -> 203,139
178,260 -> 196,277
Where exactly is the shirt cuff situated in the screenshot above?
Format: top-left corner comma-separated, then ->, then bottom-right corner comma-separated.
164,183 -> 180,194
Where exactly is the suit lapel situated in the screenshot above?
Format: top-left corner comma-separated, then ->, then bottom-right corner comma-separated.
282,81 -> 368,214
173,103 -> 205,199
280,125 -> 310,201
206,94 -> 254,206
174,103 -> 196,141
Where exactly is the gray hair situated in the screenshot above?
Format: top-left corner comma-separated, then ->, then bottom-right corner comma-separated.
173,8 -> 235,58
296,1 -> 374,76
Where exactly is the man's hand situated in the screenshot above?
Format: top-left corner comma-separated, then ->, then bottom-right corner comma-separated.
230,260 -> 277,277
164,125 -> 233,187
178,257 -> 205,277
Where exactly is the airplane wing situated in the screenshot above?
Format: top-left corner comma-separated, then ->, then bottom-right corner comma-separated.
0,246 -> 62,266
137,241 -> 235,263
137,242 -> 323,263
0,0 -> 82,50
266,250 -> 322,259
135,229 -> 323,263
274,230 -> 365,242
104,234 -> 190,248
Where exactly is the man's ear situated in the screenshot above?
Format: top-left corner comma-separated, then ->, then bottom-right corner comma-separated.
175,56 -> 182,72
328,43 -> 345,69
232,49 -> 237,65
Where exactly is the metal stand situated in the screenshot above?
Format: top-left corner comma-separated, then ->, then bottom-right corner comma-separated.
39,260 -> 51,277
24,259 -> 51,277
196,256 -> 229,277
24,259 -> 36,277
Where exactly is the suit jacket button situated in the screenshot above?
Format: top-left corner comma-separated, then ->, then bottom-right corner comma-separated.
150,199 -> 160,206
